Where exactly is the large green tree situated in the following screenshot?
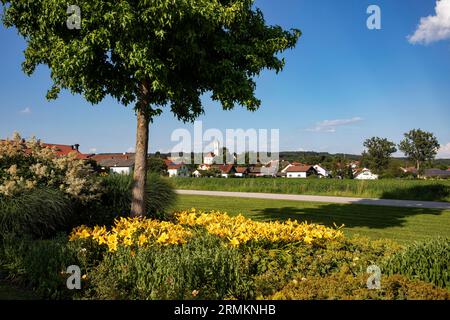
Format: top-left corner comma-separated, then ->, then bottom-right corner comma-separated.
399,129 -> 440,174
1,0 -> 300,216
147,157 -> 168,175
362,137 -> 397,174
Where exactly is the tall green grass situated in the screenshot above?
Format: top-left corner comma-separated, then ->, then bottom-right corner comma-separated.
97,173 -> 177,222
382,238 -> 450,289
88,232 -> 248,300
0,188 -> 72,238
172,178 -> 450,202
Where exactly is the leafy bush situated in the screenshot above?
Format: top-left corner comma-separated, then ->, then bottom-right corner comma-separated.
86,232 -> 250,300
0,133 -> 101,202
0,188 -> 73,238
0,235 -> 79,299
245,237 -> 401,298
382,238 -> 450,289
269,273 -> 449,300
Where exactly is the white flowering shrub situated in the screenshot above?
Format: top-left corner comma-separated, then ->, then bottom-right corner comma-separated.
0,133 -> 101,202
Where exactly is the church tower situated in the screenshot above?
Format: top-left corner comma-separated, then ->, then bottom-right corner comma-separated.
213,140 -> 220,156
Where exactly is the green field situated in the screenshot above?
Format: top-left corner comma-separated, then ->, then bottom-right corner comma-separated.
172,178 -> 450,202
174,195 -> 450,244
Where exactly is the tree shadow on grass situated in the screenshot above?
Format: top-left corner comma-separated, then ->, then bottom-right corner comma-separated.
248,203 -> 446,229
380,184 -> 450,202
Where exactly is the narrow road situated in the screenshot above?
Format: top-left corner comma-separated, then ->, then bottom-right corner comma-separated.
176,190 -> 450,210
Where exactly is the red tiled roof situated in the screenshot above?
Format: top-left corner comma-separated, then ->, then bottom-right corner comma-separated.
164,159 -> 174,166
0,139 -> 88,160
214,164 -> 235,174
235,167 -> 249,173
167,163 -> 185,170
285,165 -> 314,173
164,159 -> 186,170
41,143 -> 88,160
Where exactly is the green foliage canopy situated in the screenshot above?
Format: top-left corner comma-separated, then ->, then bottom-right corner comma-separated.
1,0 -> 300,119
399,129 -> 440,172
363,137 -> 397,174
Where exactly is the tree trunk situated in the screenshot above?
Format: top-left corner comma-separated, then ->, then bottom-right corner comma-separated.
131,85 -> 151,217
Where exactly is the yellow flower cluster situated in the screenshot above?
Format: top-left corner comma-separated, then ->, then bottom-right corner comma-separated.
69,217 -> 191,252
69,209 -> 343,251
176,209 -> 344,246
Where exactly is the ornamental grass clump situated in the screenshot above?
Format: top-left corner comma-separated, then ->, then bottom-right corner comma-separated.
99,173 -> 177,221
382,238 -> 450,289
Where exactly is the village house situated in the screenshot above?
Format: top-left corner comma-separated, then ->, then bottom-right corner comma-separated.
164,159 -> 191,177
281,162 -> 308,174
203,152 -> 216,165
91,153 -> 135,174
285,165 -> 317,178
400,167 -> 418,175
353,168 -> 379,180
213,164 -> 236,178
198,163 -> 212,171
248,166 -> 264,177
192,169 -> 203,177
260,160 -> 279,177
235,166 -> 250,178
313,164 -> 330,178
349,161 -> 360,169
423,169 -> 450,179
41,143 -> 89,160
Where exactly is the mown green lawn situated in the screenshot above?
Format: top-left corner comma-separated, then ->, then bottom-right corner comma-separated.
171,178 -> 450,202
174,195 -> 450,244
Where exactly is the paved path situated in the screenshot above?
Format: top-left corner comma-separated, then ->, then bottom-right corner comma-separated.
176,190 -> 450,210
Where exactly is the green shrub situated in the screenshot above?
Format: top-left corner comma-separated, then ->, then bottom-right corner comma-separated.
0,134 -> 101,202
244,237 -> 401,298
92,173 -> 177,224
382,238 -> 450,289
269,273 -> 449,300
0,235 -> 80,299
0,188 -> 73,238
87,232 -> 251,300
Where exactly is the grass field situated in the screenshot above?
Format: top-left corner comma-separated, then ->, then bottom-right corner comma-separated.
174,195 -> 450,244
171,178 -> 450,202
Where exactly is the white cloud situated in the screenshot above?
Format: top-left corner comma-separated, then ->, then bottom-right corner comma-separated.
408,0 -> 450,45
19,107 -> 32,114
89,148 -> 97,153
305,117 -> 363,133
437,142 -> 450,158
127,147 -> 135,153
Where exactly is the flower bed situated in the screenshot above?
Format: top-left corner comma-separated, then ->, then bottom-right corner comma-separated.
69,209 -> 344,250
1,209 -> 448,300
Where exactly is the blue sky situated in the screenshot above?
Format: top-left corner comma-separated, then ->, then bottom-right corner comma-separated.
1,0 -> 449,157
